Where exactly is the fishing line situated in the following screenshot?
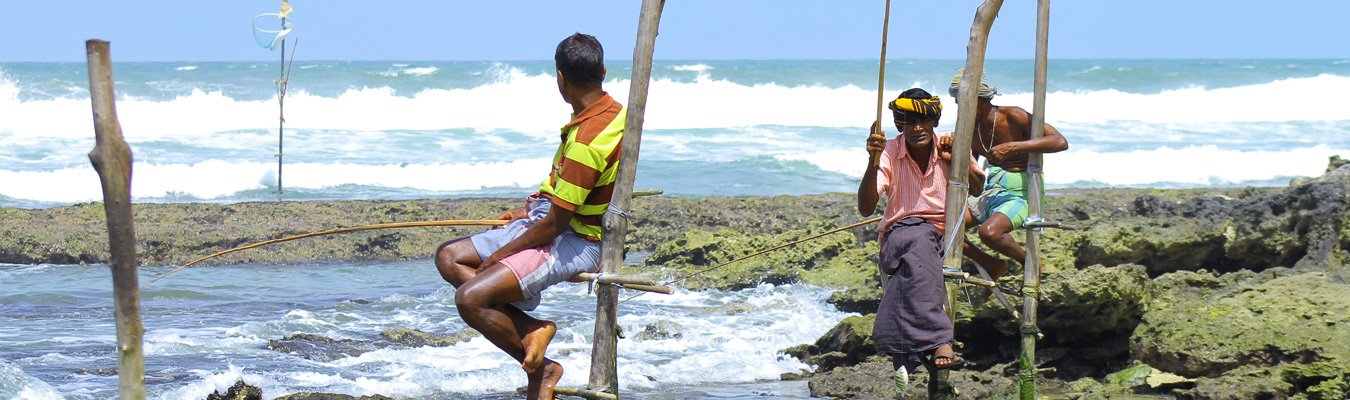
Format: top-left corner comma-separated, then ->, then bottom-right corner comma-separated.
144,219 -> 506,288
617,217 -> 881,305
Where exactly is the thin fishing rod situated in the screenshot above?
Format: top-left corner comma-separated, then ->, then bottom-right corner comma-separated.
619,216 -> 882,305
277,19 -> 286,196
143,219 -> 507,288
875,0 -> 893,128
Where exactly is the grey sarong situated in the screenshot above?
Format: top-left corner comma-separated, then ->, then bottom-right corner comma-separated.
873,217 -> 953,360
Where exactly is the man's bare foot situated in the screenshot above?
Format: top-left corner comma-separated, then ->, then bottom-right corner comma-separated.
984,258 -> 1009,281
526,358 -> 563,400
521,320 -> 556,374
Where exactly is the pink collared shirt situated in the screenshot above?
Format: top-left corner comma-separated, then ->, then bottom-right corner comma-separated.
874,131 -> 982,239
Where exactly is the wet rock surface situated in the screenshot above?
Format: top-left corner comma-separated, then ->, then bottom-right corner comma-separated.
274,393 -> 393,400
205,380 -> 262,400
265,333 -> 379,362
379,327 -> 477,347
1132,271 -> 1350,398
783,314 -> 875,371
201,380 -> 393,400
635,320 -> 685,341
264,327 -> 479,363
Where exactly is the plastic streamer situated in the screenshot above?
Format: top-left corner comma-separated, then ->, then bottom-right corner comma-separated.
251,13 -> 293,50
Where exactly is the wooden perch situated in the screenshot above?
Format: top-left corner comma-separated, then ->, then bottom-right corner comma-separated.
574,272 -> 674,295
555,386 -> 619,400
86,39 -> 145,400
943,270 -> 997,287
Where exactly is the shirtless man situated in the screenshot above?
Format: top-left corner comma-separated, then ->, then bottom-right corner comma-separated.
433,33 -> 625,400
945,69 -> 1069,281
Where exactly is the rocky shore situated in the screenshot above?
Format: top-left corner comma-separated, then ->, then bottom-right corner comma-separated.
3,158 -> 1347,399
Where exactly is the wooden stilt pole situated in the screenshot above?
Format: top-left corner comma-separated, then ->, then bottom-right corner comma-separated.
875,0 -> 892,127
588,0 -> 665,395
936,1 -> 1004,399
277,29 -> 286,196
85,39 -> 146,400
1019,0 -> 1051,398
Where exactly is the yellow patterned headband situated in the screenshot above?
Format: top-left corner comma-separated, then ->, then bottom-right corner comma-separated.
889,96 -> 943,123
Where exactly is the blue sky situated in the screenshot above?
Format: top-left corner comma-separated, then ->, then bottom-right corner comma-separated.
2,0 -> 1348,62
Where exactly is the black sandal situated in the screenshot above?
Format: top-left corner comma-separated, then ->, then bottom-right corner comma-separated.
928,345 -> 966,370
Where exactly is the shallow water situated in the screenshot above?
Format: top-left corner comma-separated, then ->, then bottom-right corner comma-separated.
0,261 -> 845,399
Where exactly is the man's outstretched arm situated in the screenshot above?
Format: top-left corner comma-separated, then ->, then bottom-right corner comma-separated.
989,108 -> 1069,161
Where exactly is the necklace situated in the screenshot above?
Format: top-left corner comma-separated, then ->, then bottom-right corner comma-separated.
977,106 -> 999,154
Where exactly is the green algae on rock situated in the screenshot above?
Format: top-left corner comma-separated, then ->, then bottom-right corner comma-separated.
1132,271 -> 1350,399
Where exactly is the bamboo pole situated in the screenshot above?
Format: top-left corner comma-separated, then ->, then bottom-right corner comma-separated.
1020,0 -> 1051,398
277,27 -> 286,195
556,386 -> 619,400
588,0 -> 665,395
943,270 -> 996,288
85,39 -> 146,400
574,273 -> 674,295
936,1 -> 1004,398
874,0 -> 892,127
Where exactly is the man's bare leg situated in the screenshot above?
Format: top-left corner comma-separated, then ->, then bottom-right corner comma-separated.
455,265 -> 529,359
978,213 -> 1026,279
454,263 -> 561,374
528,358 -> 564,400
962,241 -> 1008,280
454,265 -> 561,387
520,320 -> 556,374
961,209 -> 1009,280
435,237 -> 482,288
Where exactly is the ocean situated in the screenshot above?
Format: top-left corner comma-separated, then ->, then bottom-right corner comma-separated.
1,59 -> 1349,399
2,59 -> 1348,208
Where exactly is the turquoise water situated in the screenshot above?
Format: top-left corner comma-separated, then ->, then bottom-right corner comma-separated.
0,262 -> 844,399
2,59 -> 1348,208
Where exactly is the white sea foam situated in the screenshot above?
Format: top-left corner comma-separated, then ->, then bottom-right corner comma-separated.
377,66 -> 439,77
799,144 -> 1349,187
612,283 -> 839,388
115,282 -> 846,398
155,364 -> 275,400
175,66 -> 198,72
4,71 -> 1345,140
306,283 -> 843,396
0,264 -> 55,277
0,158 -> 550,203
2,71 -> 1348,205
144,327 -> 256,357
0,361 -> 64,400
402,66 -> 438,76
999,74 -> 1350,123
671,64 -> 713,72
1046,145 -> 1348,186
2,141 -> 1344,204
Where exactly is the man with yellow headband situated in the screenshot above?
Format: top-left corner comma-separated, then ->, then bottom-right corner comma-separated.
858,88 -> 985,378
944,69 -> 1069,283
